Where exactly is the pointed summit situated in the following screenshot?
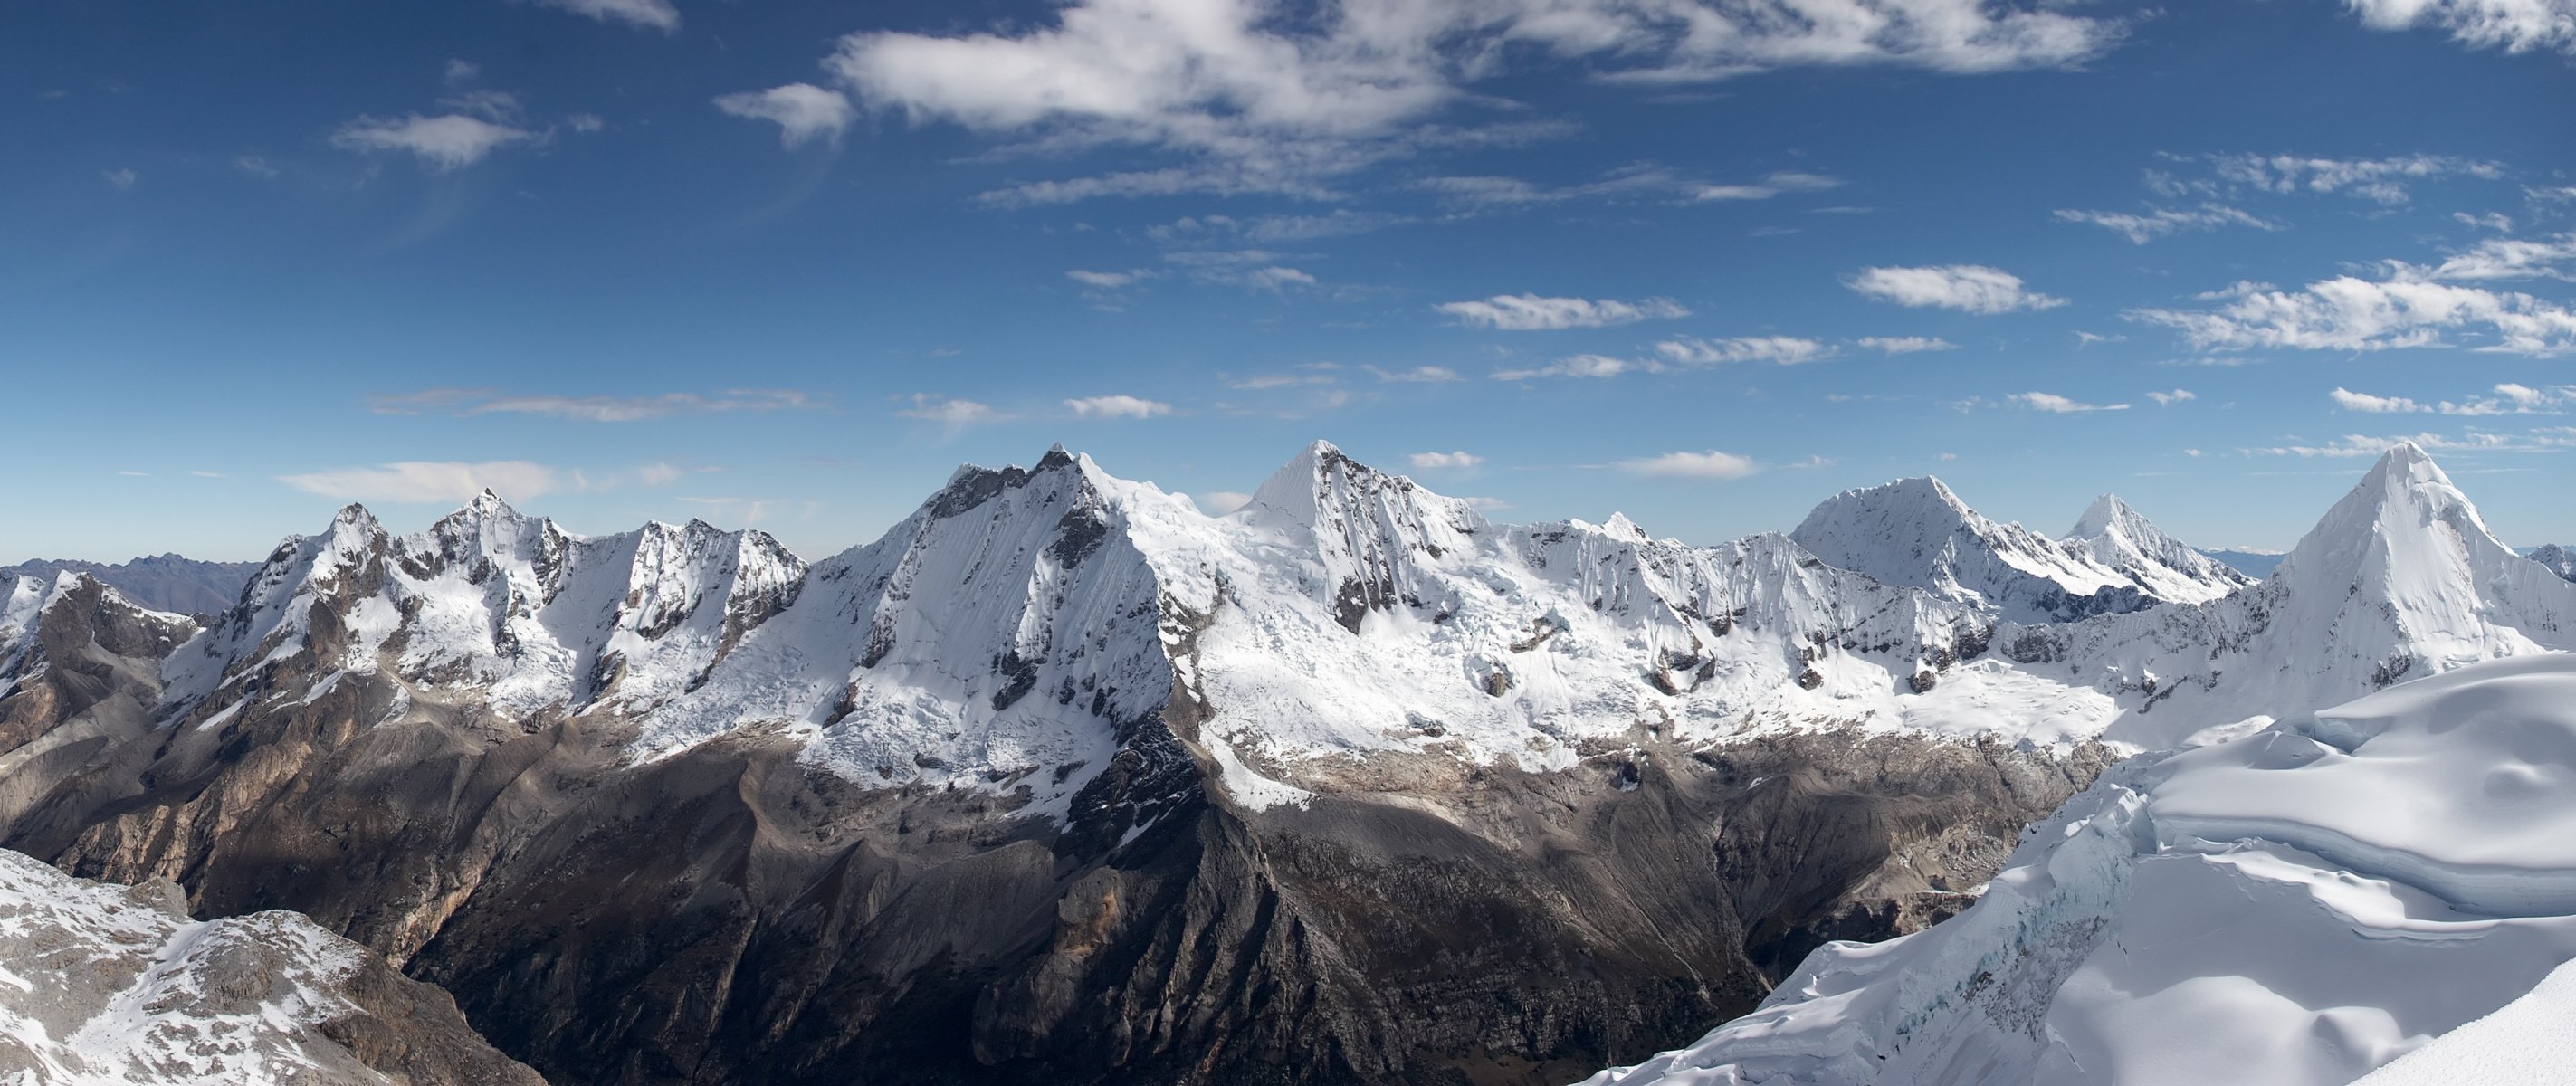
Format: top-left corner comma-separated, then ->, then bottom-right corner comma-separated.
2067,493 -> 2131,540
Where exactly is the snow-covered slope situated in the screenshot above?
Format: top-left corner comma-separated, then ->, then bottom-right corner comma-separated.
1790,478 -> 2237,624
1580,653 -> 2576,1086
2198,547 -> 2286,579
0,847 -> 540,1085
2065,493 -> 2255,603
160,491 -> 805,722
2001,443 -> 2576,748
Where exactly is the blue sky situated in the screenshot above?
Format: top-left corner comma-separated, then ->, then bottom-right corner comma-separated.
6,0 -> 2572,563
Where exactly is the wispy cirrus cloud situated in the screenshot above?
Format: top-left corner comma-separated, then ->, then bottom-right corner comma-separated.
368,387 -> 826,422
279,461 -> 563,503
1437,293 -> 1689,330
331,113 -> 536,170
1407,451 -> 1484,470
1847,264 -> 2066,313
2245,428 -> 2576,458
1619,449 -> 1760,481
2331,383 -> 2572,414
1064,395 -> 1174,419
2132,277 -> 2576,356
2345,0 -> 2576,55
1654,335 -> 1834,366
1856,336 -> 1958,354
2051,204 -> 2277,243
2011,391 -> 2129,413
896,395 -> 1011,424
538,0 -> 678,32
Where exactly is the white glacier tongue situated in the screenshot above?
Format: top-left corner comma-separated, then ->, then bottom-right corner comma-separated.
1580,653 -> 2576,1086
1789,476 -> 2232,624
2004,442 -> 2576,749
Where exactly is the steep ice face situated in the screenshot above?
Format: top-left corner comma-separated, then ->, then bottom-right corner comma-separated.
1584,653 -> 2576,1086
2065,493 -> 2254,604
2003,443 -> 2576,748
158,491 -> 806,721
1792,478 -> 2170,624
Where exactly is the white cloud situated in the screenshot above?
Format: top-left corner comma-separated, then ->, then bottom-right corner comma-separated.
1437,293 -> 1690,330
234,156 -> 279,177
368,387 -> 824,421
2345,0 -> 2576,54
102,168 -> 138,191
1408,451 -> 1484,470
2207,152 -> 2503,205
1193,491 -> 1254,515
2245,428 -> 2576,458
2456,212 -> 2515,232
1654,335 -> 1834,366
331,114 -> 535,170
1064,395 -> 1173,419
1066,268 -> 1151,288
896,395 -> 1009,424
2330,383 -> 2572,414
538,0 -> 678,32
444,59 -> 482,86
2147,388 -> 2195,405
1363,365 -> 1461,383
2330,387 -> 2423,413
2051,204 -> 2277,243
1242,265 -> 1316,291
1619,450 -> 1760,481
1692,170 -> 1845,201
2399,232 -> 2576,282
823,0 -> 2123,202
280,461 -> 560,503
1150,210 -> 1406,243
1856,336 -> 1958,354
1846,264 -> 2066,313
2011,391 -> 2130,413
714,83 -> 856,148
2132,277 -> 2576,356
567,113 -> 606,133
1491,354 -> 1636,380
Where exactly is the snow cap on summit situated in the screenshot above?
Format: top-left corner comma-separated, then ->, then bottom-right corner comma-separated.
2067,493 -> 2131,540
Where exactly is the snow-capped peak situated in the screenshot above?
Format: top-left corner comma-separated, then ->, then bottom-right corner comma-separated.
1794,475 -> 2151,623
2066,493 -> 2132,540
2064,492 -> 2253,603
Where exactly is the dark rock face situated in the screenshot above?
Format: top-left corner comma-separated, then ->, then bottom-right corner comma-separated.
1,555 -> 260,619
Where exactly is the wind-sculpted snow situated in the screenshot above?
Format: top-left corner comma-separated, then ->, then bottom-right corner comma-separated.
158,491 -> 806,722
2533,542 -> 2576,582
1579,653 -> 2576,1086
0,848 -> 538,1085
1998,443 -> 2576,749
1790,477 -> 2242,624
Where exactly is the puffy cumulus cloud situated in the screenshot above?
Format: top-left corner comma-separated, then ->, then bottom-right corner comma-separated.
1064,395 -> 1174,419
1491,354 -> 1637,380
1619,450 -> 1759,481
2344,0 -> 2576,54
2245,428 -> 2576,458
279,461 -> 560,504
367,387 -> 825,422
1846,264 -> 2066,313
2147,388 -> 2195,405
331,114 -> 536,170
1653,335 -> 1834,366
2331,383 -> 2574,414
714,83 -> 856,148
2132,278 -> 2576,356
1407,451 -> 1484,470
2051,204 -> 2277,243
1437,293 -> 1690,330
2206,152 -> 2504,205
539,0 -> 679,32
2011,391 -> 2129,413
896,395 -> 1012,424
1856,336 -> 1957,354
824,0 -> 2126,201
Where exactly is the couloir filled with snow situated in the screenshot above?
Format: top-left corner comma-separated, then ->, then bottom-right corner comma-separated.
1580,653 -> 2576,1086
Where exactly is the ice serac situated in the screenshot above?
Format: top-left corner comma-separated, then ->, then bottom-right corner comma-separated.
0,847 -> 541,1086
1790,476 -> 2228,624
1582,653 -> 2576,1086
2065,493 -> 2255,603
2002,442 -> 2576,748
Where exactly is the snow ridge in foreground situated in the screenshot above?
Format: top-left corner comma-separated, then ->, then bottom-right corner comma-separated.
1580,653 -> 2576,1086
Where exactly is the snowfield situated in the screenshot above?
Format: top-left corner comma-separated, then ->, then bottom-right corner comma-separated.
1579,652 -> 2576,1086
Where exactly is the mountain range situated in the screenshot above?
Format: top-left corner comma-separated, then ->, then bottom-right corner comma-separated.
2,440 -> 2570,1085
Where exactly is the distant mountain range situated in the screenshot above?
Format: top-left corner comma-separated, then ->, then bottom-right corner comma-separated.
4,441 -> 2572,1085
0,553 -> 256,616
